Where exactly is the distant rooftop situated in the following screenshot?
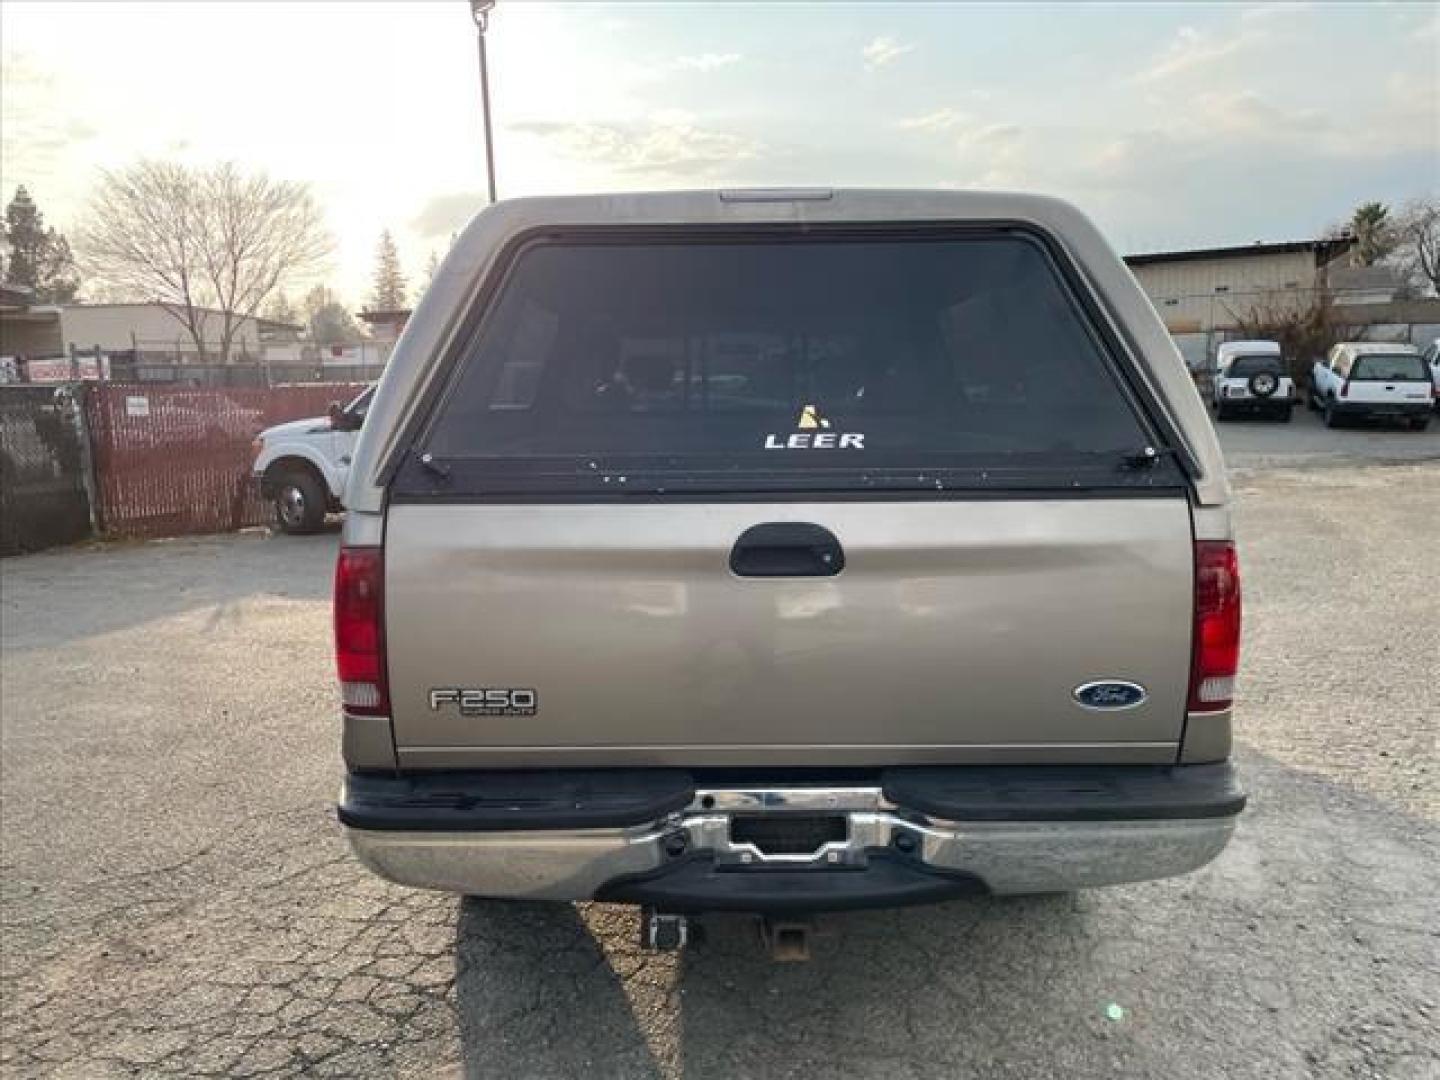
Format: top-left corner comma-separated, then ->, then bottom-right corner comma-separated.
60,301 -> 302,331
1125,237 -> 1354,267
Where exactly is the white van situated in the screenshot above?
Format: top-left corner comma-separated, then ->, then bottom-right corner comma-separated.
1212,340 -> 1294,422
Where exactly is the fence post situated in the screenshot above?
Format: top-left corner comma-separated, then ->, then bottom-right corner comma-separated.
69,384 -> 103,537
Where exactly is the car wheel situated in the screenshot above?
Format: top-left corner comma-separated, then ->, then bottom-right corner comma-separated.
1248,372 -> 1279,399
272,470 -> 327,534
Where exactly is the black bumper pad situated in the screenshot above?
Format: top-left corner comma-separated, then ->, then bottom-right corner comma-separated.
340,762 -> 1244,832
339,768 -> 696,832
880,763 -> 1245,822
596,853 -> 986,914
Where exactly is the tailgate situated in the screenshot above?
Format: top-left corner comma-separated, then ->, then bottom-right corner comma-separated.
1346,379 -> 1432,405
386,497 -> 1193,766
380,227 -> 1198,768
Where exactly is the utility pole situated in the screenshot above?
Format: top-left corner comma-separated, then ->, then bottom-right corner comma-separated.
470,1 -> 498,203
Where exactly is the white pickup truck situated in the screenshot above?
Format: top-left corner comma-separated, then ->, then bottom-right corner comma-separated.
1421,338 -> 1440,409
1310,343 -> 1432,430
252,385 -> 374,533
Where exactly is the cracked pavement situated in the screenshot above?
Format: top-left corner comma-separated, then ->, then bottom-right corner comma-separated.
1,448 -> 1437,1077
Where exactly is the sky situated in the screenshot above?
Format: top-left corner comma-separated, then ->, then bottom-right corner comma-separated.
2,1 -> 1437,306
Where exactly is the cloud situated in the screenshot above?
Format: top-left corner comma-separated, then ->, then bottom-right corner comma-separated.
623,52 -> 742,84
0,50 -> 100,215
951,124 -> 1028,188
1090,78 -> 1434,197
411,192 -> 486,239
510,116 -> 761,177
898,109 -> 967,132
1190,90 -> 1327,137
1129,25 -> 1254,84
670,52 -> 741,72
862,36 -> 914,71
959,122 -> 1022,147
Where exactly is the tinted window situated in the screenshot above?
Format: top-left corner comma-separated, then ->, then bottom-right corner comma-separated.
1227,356 -> 1283,377
420,235 -> 1156,491
1351,354 -> 1427,381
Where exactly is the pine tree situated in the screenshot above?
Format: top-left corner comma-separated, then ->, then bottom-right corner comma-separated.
369,229 -> 408,311
1348,202 -> 1395,267
3,185 -> 80,302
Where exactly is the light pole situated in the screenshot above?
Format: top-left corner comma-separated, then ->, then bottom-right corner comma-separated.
470,0 -> 498,203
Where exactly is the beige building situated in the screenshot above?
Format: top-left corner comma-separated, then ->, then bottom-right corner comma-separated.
0,300 -> 299,363
57,303 -> 270,360
1123,239 -> 1353,335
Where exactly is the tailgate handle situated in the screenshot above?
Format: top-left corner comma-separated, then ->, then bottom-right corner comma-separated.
730,523 -> 844,577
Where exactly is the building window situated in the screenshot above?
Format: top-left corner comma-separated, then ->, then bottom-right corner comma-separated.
1214,285 -> 1230,293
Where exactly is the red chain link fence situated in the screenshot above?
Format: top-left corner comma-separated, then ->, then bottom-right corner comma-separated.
85,384 -> 365,539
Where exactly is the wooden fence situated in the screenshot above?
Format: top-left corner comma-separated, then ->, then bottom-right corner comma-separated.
84,384 -> 364,539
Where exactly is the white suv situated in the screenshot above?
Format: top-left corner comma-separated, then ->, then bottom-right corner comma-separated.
252,386 -> 374,533
1211,340 -> 1294,422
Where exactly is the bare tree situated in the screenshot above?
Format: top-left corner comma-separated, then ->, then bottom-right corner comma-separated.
1394,196 -> 1440,297
1227,289 -> 1358,390
76,161 -> 331,362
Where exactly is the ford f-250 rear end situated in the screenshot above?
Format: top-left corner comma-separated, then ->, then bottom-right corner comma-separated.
335,191 -> 1244,916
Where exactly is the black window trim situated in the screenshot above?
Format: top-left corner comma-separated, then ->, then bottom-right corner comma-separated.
382,221 -> 1197,498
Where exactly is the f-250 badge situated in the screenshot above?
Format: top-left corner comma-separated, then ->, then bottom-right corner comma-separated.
429,688 -> 538,717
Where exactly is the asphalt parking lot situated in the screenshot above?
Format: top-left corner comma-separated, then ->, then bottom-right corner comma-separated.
1,419 -> 1437,1078
1216,401 -> 1440,471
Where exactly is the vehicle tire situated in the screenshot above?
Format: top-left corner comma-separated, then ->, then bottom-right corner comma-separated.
1323,398 -> 1342,429
271,469 -> 327,534
1411,416 -> 1431,432
1248,371 -> 1279,399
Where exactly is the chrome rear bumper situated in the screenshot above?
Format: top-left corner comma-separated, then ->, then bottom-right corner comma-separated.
344,784 -> 1238,901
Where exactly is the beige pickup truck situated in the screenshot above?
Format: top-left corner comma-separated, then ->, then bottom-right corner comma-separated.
332,190 -> 1244,941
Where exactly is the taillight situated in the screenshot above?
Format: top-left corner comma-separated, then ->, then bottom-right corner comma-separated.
334,546 -> 389,715
1189,541 -> 1241,712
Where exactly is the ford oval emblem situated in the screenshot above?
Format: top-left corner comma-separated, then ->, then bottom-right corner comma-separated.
1073,681 -> 1147,710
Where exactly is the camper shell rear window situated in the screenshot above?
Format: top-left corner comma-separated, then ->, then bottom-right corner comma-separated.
1226,356 -> 1284,377
1350,354 -> 1427,382
397,228 -> 1181,498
